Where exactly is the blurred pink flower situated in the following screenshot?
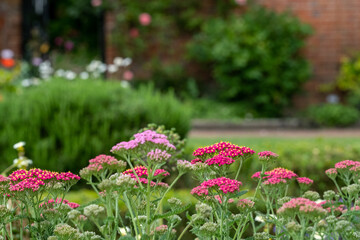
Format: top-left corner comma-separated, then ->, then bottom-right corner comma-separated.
64,41 -> 74,51
130,28 -> 139,38
123,70 -> 134,81
32,57 -> 42,66
91,0 -> 102,7
54,37 -> 63,46
235,0 -> 247,5
139,13 -> 151,26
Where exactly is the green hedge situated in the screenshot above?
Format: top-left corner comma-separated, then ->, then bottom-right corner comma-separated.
0,79 -> 191,172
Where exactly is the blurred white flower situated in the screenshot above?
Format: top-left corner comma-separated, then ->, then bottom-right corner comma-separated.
21,79 -> 31,87
99,63 -> 107,73
55,69 -> 65,77
114,57 -> 123,66
13,156 -> 33,168
120,81 -> 130,88
1,49 -> 14,59
119,227 -> 130,236
65,71 -> 76,80
107,64 -> 118,73
80,72 -> 89,80
13,141 -> 25,150
122,58 -> 132,67
86,60 -> 101,72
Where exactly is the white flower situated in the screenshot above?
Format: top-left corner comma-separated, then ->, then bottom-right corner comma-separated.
120,81 -> 130,88
98,63 -> 107,73
113,57 -> 123,66
118,227 -> 130,236
122,58 -> 132,67
21,79 -> 31,87
13,156 -> 33,168
65,71 -> 76,80
86,60 -> 101,72
315,199 -> 325,204
13,141 -> 25,149
79,72 -> 89,80
55,69 -> 65,77
107,64 -> 118,73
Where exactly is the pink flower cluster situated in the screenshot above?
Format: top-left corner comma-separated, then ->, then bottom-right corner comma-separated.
258,151 -> 279,161
7,168 -> 80,192
205,155 -> 235,167
111,130 -> 176,153
263,178 -> 287,185
278,198 -> 326,217
191,177 -> 242,196
252,168 -> 298,180
193,142 -> 255,160
237,199 -> 255,209
319,200 -> 345,214
325,168 -> 337,178
147,149 -> 171,163
334,160 -> 360,169
86,154 -> 123,172
0,175 -> 9,183
123,166 -> 170,178
191,158 -> 202,164
40,198 -> 79,209
296,177 -> 313,185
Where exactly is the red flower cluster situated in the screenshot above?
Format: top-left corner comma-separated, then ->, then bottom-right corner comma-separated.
191,177 -> 242,196
86,154 -> 123,172
7,168 -> 80,192
205,155 -> 235,167
123,166 -> 170,178
296,177 -> 313,185
193,142 -> 255,160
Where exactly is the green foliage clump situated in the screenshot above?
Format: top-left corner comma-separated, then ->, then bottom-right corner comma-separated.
308,104 -> 360,127
337,54 -> 360,109
188,5 -> 312,116
0,79 -> 191,172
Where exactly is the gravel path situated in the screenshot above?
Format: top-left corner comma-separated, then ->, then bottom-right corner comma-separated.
189,128 -> 360,138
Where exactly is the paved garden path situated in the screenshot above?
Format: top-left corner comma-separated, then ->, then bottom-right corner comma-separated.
189,128 -> 360,138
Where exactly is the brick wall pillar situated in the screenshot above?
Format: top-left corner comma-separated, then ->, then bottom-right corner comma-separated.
259,0 -> 360,107
0,0 -> 22,58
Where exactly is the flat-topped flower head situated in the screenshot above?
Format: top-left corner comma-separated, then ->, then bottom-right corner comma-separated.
177,160 -> 193,173
334,160 -> 360,170
193,142 -> 255,161
191,177 -> 242,197
0,175 -> 9,184
325,168 -> 338,179
297,177 -> 314,191
205,155 -> 235,167
262,177 -> 287,186
191,158 -> 202,164
40,198 -> 79,209
258,151 -> 279,163
252,168 -> 297,180
147,149 -> 171,163
123,166 -> 170,179
237,199 -> 255,211
80,155 -> 126,179
278,197 -> 327,219
8,168 -> 79,193
111,130 -> 176,155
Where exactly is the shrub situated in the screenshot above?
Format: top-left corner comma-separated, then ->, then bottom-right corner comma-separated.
188,5 -> 312,117
307,104 -> 360,127
0,79 -> 191,172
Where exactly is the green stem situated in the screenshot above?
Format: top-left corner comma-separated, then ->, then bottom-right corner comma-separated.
155,173 -> 183,214
177,220 -> 193,240
146,166 -> 152,235
254,165 -> 265,199
309,222 -> 318,240
123,192 -> 139,237
1,164 -> 15,176
235,160 -> 243,180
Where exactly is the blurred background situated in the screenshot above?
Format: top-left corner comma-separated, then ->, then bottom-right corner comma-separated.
1,0 -> 360,224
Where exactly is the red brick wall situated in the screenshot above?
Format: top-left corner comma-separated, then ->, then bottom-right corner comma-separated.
0,0 -> 22,58
259,0 -> 360,107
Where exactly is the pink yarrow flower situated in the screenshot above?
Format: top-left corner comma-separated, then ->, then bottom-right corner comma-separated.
191,177 -> 242,196
278,198 -> 327,218
205,155 -> 235,166
258,151 -> 278,162
111,130 -> 175,153
40,198 -> 80,209
193,142 -> 255,161
297,177 -> 313,185
147,149 -> 171,163
251,168 -> 297,180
